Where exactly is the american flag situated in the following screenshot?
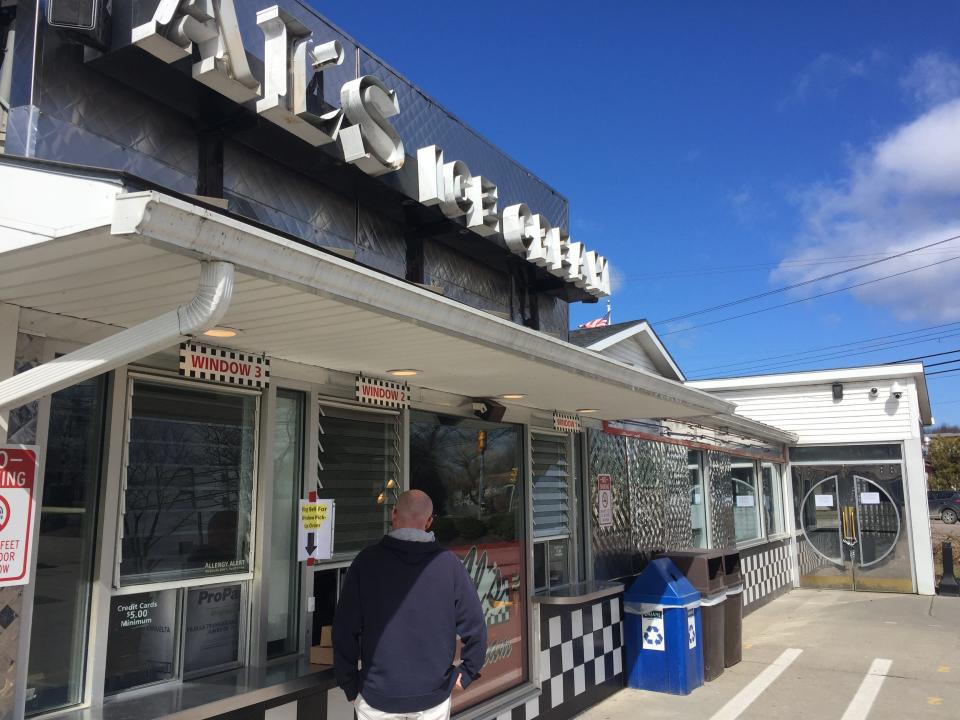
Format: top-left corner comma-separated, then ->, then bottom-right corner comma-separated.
578,317 -> 609,329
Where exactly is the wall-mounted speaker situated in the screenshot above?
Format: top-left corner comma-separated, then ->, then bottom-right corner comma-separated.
471,398 -> 506,424
47,0 -> 98,30
47,0 -> 111,52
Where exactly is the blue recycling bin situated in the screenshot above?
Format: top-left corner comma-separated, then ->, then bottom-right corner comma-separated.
624,558 -> 704,695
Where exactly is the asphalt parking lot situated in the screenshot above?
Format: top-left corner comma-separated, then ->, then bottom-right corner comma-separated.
580,588 -> 960,720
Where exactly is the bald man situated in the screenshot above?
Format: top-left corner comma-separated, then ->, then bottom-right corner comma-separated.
333,490 -> 487,720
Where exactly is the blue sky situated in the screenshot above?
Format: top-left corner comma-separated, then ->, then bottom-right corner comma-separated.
316,1 -> 960,424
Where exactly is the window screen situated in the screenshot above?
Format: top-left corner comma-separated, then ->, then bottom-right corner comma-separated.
531,433 -> 571,539
318,405 -> 400,555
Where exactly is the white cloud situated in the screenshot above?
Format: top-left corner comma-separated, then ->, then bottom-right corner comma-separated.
780,52 -> 873,108
900,52 -> 960,108
774,97 -> 960,322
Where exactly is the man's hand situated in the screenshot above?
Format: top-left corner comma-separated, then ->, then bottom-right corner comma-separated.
455,673 -> 464,691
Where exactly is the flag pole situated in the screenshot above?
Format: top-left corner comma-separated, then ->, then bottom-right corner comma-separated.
606,298 -> 612,325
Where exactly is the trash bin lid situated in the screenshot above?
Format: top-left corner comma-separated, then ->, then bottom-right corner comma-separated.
625,557 -> 700,607
653,550 -> 725,596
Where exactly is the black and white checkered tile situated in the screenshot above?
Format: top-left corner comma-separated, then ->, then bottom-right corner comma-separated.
798,535 -> 831,576
742,542 -> 794,609
496,598 -> 624,720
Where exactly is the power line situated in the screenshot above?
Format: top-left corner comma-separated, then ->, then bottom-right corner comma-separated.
651,232 -> 960,326
924,358 -> 960,369
689,320 -> 960,374
927,366 -> 960,377
687,338 -> 960,380
622,250 -> 960,281
659,253 -> 960,337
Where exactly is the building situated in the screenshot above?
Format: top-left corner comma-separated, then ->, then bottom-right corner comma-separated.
690,365 -> 935,596
0,4 -> 936,720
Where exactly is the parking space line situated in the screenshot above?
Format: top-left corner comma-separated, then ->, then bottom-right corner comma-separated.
708,648 -> 803,720
840,658 -> 893,720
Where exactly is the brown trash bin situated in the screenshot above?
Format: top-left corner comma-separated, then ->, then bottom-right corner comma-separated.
722,550 -> 743,668
655,549 -> 726,681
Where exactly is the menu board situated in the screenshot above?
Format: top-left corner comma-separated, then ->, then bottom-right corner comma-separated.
184,584 -> 243,675
104,590 -> 178,694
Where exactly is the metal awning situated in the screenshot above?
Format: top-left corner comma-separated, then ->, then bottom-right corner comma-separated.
0,160 -> 734,421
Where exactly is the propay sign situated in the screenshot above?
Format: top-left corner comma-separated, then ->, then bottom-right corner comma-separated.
0,447 -> 39,586
129,1 -> 609,298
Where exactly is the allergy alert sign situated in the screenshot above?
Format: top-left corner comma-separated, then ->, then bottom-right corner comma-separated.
0,446 -> 39,586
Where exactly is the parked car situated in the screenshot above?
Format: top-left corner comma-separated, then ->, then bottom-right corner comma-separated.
928,490 -> 960,524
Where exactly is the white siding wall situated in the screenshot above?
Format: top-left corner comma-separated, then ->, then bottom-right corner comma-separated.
712,378 -> 919,444
599,338 -> 660,375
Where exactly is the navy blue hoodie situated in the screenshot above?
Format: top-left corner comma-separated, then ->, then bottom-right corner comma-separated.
332,535 -> 488,713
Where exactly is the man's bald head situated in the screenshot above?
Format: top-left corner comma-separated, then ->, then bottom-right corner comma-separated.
392,490 -> 434,530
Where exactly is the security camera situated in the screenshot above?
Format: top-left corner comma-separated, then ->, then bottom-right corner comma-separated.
471,398 -> 506,422
869,387 -> 879,397
891,381 -> 904,400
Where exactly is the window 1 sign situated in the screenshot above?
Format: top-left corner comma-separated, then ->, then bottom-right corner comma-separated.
597,474 -> 614,528
0,447 -> 38,586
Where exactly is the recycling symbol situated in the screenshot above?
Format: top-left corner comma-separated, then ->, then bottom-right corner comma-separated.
643,625 -> 664,646
688,624 -> 696,646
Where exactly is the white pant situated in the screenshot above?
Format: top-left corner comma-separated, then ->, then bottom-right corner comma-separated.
355,694 -> 452,720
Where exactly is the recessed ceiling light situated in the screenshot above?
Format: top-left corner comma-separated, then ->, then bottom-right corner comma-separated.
576,408 -> 598,414
387,369 -> 420,377
502,394 -> 526,400
202,326 -> 240,338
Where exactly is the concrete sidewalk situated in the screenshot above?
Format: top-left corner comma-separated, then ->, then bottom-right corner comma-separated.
580,589 -> 960,720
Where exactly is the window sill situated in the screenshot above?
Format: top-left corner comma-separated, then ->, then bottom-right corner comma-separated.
37,659 -> 336,720
454,682 -> 541,720
735,535 -> 791,552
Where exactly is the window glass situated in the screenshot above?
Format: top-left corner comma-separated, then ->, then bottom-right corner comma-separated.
104,590 -> 179,694
789,444 -> 902,462
762,463 -> 786,536
183,584 -> 244,676
531,433 -> 571,538
268,389 -> 305,658
731,461 -> 762,543
120,382 -> 256,584
0,10 -> 14,153
318,405 -> 400,556
688,450 -> 708,548
26,375 -> 108,716
533,543 -> 546,592
548,539 -> 570,587
410,411 -> 527,713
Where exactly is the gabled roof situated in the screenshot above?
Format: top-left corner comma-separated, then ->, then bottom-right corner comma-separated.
569,319 -> 685,382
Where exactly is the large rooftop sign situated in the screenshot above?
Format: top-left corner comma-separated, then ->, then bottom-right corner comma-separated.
130,1 -> 610,298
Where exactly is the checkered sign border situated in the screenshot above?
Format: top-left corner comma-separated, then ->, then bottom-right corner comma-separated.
178,343 -> 270,388
355,376 -> 410,409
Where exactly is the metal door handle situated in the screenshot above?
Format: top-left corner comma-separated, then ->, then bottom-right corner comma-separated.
842,507 -> 858,545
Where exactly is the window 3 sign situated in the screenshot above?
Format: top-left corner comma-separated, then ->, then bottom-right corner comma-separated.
179,343 -> 270,388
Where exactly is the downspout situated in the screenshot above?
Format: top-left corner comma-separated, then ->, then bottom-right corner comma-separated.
0,261 -> 234,412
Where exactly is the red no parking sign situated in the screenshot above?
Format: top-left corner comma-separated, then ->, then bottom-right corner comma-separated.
0,447 -> 38,586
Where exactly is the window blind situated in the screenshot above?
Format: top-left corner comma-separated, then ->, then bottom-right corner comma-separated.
318,405 -> 400,555
531,433 -> 571,539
